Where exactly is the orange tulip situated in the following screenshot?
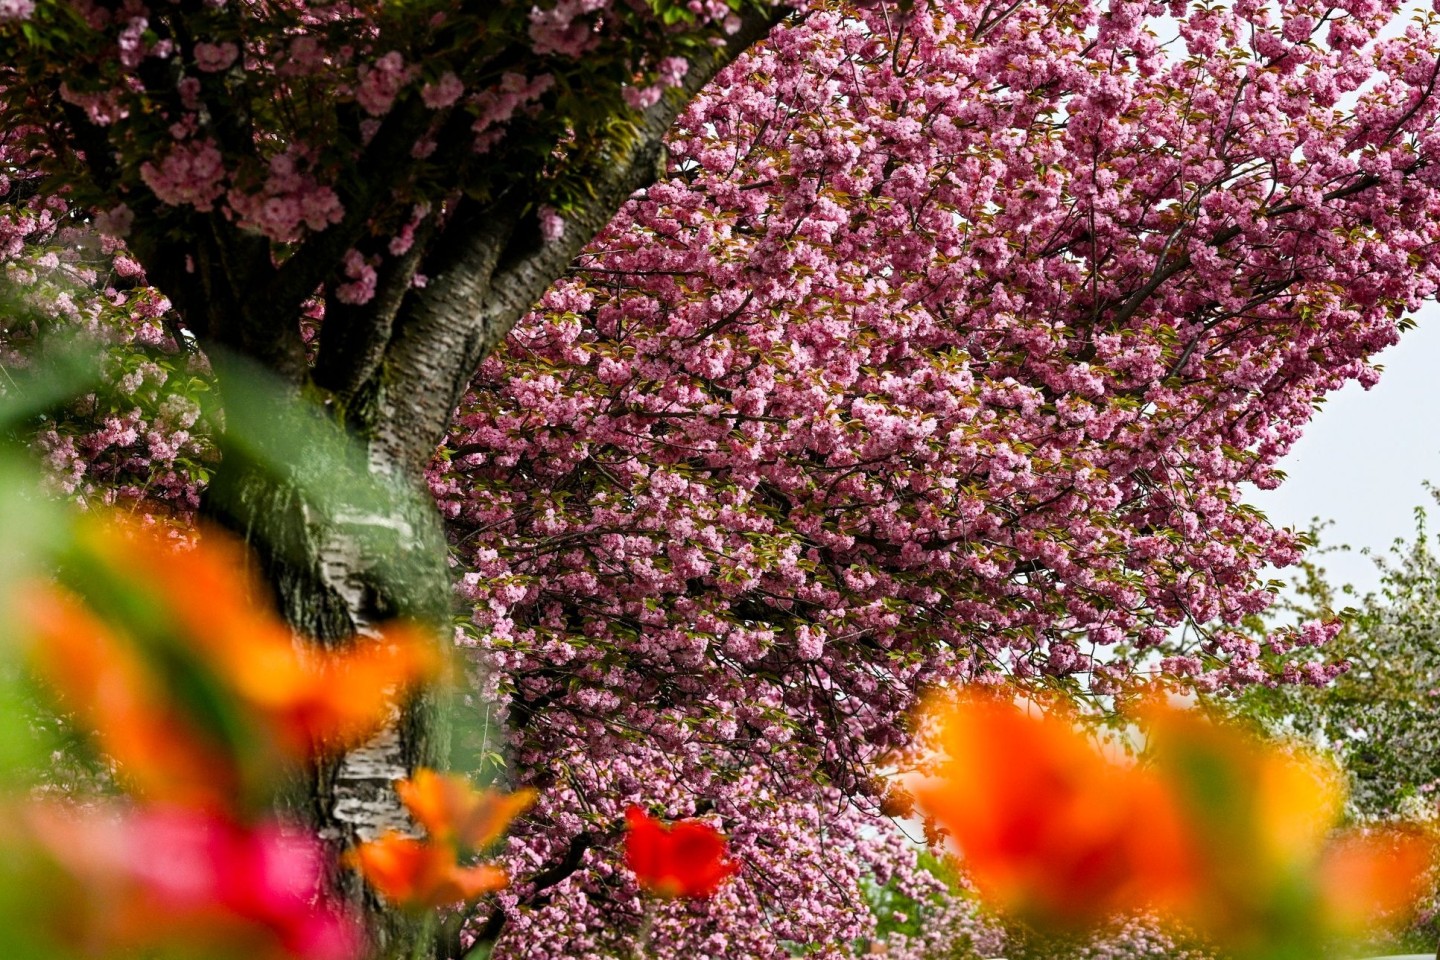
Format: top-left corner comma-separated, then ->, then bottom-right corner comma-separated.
624,807 -> 739,899
1139,702 -> 1346,871
907,693 -> 1200,929
348,769 -> 532,908
231,622 -> 440,756
396,769 -> 536,849
13,585 -> 238,808
346,833 -> 508,908
13,515 -> 441,806
1137,699 -> 1353,943
74,517 -> 440,751
1318,829 -> 1438,934
907,691 -> 1438,947
1115,701 -> 1440,952
71,513 -> 275,657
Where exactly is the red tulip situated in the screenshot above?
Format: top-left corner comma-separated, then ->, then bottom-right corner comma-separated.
624,807 -> 738,899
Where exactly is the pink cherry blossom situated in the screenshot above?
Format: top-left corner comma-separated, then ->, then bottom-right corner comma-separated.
536,205 -> 565,243
9,0 -> 1440,953
139,139 -> 226,211
422,72 -> 464,109
0,0 -> 34,20
193,41 -> 239,72
355,51 -> 408,117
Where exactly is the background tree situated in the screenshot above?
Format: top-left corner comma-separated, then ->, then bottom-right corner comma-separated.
1234,499 -> 1440,953
435,1 -> 1440,953
1242,502 -> 1440,819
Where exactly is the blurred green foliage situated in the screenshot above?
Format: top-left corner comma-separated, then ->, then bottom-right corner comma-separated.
1237,498 -> 1440,955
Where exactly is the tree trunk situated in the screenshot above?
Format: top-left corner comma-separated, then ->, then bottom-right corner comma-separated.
202,374 -> 455,958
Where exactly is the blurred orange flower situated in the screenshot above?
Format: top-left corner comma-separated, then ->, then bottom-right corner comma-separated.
348,769 -> 532,908
235,621 -> 440,757
1318,829 -> 1438,934
907,693 -> 1199,929
624,806 -> 739,899
12,515 -> 439,806
15,585 -> 239,808
1138,699 -> 1350,940
74,516 -> 440,750
907,691 -> 1438,948
346,834 -> 508,908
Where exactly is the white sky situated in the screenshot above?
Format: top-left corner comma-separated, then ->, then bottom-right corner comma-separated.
1246,303 -> 1440,601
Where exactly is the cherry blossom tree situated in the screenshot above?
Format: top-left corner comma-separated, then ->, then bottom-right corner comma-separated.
437,0 -> 1440,953
9,0 -> 1440,955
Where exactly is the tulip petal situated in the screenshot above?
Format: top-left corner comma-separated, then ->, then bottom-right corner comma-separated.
624,807 -> 738,899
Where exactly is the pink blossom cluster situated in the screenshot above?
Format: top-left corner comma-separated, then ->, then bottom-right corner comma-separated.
57,81 -> 128,126
536,205 -> 565,243
139,139 -> 226,212
524,0 -> 744,59
3,0 -> 790,302
27,343 -> 210,514
228,151 -> 345,243
1073,914 -> 1213,960
0,0 -> 34,21
528,0 -> 610,57
0,195 -> 59,265
334,248 -> 378,306
355,51 -> 409,117
472,72 -> 556,152
193,40 -> 239,73
874,889 -> 1006,960
624,55 -> 694,111
0,165 -> 211,517
422,72 -> 465,110
855,845 -> 1007,960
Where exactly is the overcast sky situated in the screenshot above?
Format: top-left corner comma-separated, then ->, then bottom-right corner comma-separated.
1246,303 -> 1440,601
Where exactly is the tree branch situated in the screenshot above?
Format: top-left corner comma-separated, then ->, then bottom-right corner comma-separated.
313,215 -> 437,401
263,98 -> 438,317
369,7 -> 791,474
461,830 -> 595,956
